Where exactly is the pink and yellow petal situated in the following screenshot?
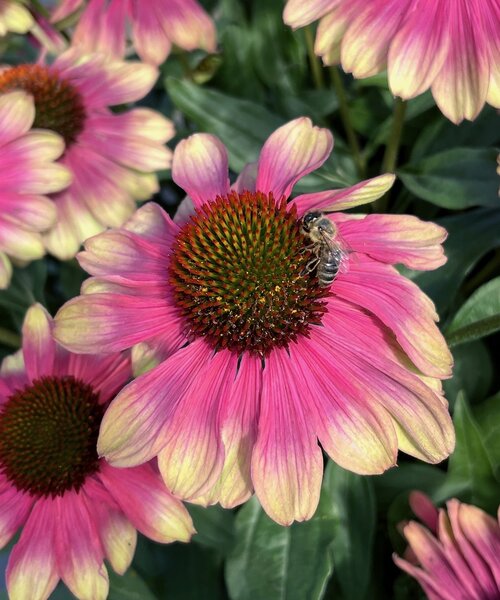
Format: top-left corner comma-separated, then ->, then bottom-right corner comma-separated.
54,492 -> 108,600
97,341 -> 210,467
283,0 -> 339,29
314,5 -> 352,66
156,0 -> 217,54
6,499 -> 58,600
0,251 -> 12,289
0,222 -> 45,261
0,0 -> 33,35
388,0 -> 450,99
197,354 -> 261,508
158,350 -> 237,500
172,133 -> 230,207
0,478 -> 33,548
290,173 -> 395,214
0,91 -> 35,146
22,303 -> 56,380
100,463 -> 195,544
255,117 -> 333,200
130,1 -> 172,65
335,214 -> 447,270
251,350 -> 323,526
0,193 -> 57,232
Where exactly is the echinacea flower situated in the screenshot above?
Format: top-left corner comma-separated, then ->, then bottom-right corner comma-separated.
283,0 -> 500,124
0,304 -> 194,600
0,90 -> 71,289
0,0 -> 33,37
0,48 -> 174,260
394,492 -> 500,599
50,0 -> 217,65
54,117 -> 455,526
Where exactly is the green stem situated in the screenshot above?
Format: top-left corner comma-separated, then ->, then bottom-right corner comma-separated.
0,327 -> 21,349
330,67 -> 365,178
375,97 -> 407,212
304,26 -> 324,89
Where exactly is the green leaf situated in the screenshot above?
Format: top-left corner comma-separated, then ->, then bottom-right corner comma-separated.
399,148 -> 498,209
473,393 -> 500,479
225,495 -> 335,600
108,569 -> 156,600
323,462 -> 376,600
443,340 -> 493,406
446,277 -> 500,346
442,392 -> 499,511
165,78 -> 354,190
0,260 -> 47,329
406,208 -> 500,315
188,504 -> 235,556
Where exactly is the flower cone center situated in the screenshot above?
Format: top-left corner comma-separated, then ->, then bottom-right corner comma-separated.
169,191 -> 329,356
0,65 -> 86,146
0,376 -> 104,497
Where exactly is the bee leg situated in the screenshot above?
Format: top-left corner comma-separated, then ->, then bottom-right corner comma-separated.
302,256 -> 320,275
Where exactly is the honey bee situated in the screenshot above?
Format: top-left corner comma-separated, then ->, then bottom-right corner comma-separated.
301,211 -> 349,287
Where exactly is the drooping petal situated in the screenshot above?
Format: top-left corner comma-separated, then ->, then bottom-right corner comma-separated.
22,303 -> 56,380
290,334 -> 398,474
0,91 -> 35,146
6,499 -> 58,600
431,0 -> 492,123
290,173 -> 395,215
54,492 -> 108,600
130,0 -> 172,65
255,117 -> 333,200
172,133 -> 230,207
341,0 -> 411,78
194,354 -> 261,508
314,3 -> 355,66
83,477 -> 136,576
158,350 -> 237,500
409,491 -> 439,533
251,349 -> 323,526
97,340 -> 211,467
283,0 -> 339,29
332,257 -> 452,378
334,213 -> 447,270
100,462 -> 195,544
388,0 -> 450,99
54,293 -> 184,354
0,477 -> 33,548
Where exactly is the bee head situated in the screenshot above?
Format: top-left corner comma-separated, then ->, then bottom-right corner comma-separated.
301,211 -> 323,233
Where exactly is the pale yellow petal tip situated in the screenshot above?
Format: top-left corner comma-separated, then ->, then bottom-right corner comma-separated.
0,1 -> 34,35
0,252 -> 13,289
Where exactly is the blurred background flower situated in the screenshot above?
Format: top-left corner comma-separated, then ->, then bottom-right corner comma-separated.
0,49 -> 174,260
0,90 -> 71,289
0,304 -> 194,600
0,0 -> 33,38
394,491 -> 500,599
283,0 -> 500,124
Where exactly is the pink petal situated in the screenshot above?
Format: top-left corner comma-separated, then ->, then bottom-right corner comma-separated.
290,173 -> 395,215
54,491 -> 108,600
332,257 -> 452,378
283,0 -> 339,29
431,0 -> 492,123
100,462 -> 195,543
51,0 -> 83,22
72,0 -> 127,58
158,350 -> 238,500
83,477 -> 136,575
0,91 -> 35,146
393,550 -> 455,600
6,499 -> 58,600
314,5 -> 352,66
0,193 -> 57,232
130,0 -> 172,65
54,293 -> 184,354
341,0 -> 411,78
22,304 -> 56,380
255,117 -> 333,200
0,477 -> 33,548
155,0 -> 217,53
290,333 -> 398,474
409,491 -> 439,533
251,349 -> 323,525
0,251 -> 12,289
97,340 -> 212,467
172,133 -> 230,207
232,161 -> 257,193
334,213 -> 447,270
195,353 -> 261,508
388,0 -> 450,99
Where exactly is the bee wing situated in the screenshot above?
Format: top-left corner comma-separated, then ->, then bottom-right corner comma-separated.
318,227 -> 351,274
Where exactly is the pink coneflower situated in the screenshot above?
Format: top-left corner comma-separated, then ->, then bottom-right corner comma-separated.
394,492 -> 500,599
0,90 -> 71,289
54,117 -> 455,525
283,0 -> 500,124
0,0 -> 33,37
0,304 -> 194,600
50,0 -> 217,65
0,49 -> 174,260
